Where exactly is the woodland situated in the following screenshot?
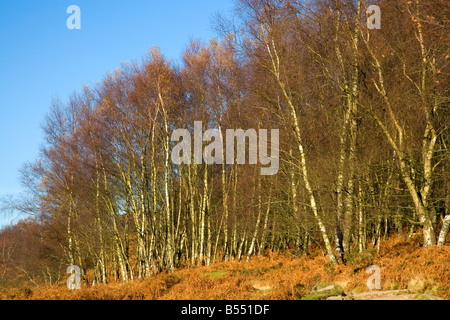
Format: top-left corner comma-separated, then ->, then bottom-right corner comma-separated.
0,0 -> 448,289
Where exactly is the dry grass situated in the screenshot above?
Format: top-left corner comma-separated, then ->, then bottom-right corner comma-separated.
1,237 -> 449,300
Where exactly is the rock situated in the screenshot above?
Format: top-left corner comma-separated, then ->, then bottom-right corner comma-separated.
326,295 -> 344,300
301,282 -> 345,300
314,285 -> 336,293
252,282 -> 271,292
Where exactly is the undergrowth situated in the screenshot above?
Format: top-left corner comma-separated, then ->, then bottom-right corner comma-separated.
1,237 -> 449,300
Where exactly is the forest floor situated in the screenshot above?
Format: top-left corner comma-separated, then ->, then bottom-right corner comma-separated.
1,236 -> 449,300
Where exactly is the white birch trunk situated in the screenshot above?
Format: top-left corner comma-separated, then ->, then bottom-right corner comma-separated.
438,215 -> 450,246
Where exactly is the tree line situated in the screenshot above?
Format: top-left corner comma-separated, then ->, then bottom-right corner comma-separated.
1,0 -> 448,287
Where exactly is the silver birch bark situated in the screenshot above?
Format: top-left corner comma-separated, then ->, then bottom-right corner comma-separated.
259,24 -> 336,263
361,18 -> 437,247
438,215 -> 450,246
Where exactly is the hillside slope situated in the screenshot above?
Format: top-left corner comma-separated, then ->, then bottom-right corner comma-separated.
1,237 -> 449,300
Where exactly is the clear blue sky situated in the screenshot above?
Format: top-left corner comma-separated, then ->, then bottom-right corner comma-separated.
0,0 -> 234,228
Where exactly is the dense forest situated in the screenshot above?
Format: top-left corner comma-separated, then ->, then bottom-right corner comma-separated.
1,0 -> 449,288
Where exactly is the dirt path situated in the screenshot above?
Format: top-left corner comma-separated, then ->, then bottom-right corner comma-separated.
327,290 -> 442,300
